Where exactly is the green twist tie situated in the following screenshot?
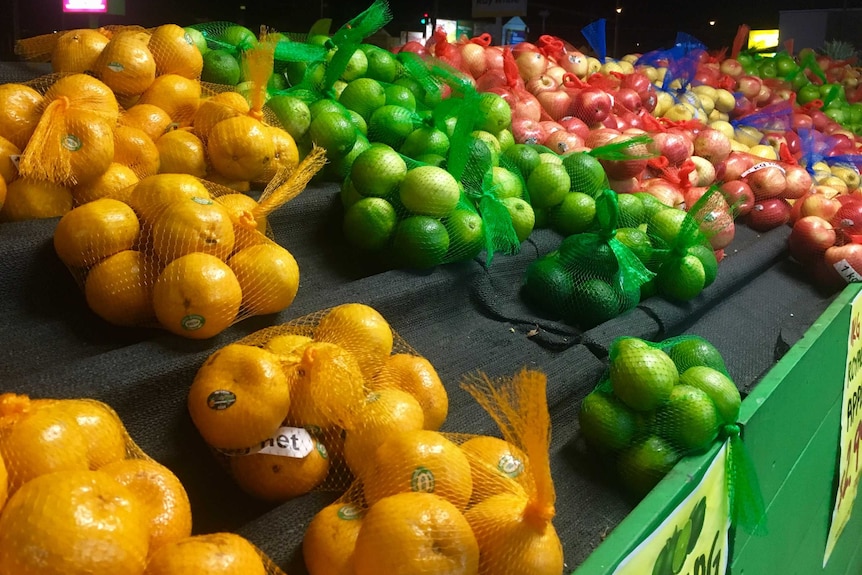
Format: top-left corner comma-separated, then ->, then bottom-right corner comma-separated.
721,424 -> 768,536
822,84 -> 846,109
399,51 -> 443,101
799,50 -> 828,84
588,134 -> 657,161
322,0 -> 393,91
429,62 -> 481,181
595,190 -> 656,288
273,40 -> 328,64
478,192 -> 521,265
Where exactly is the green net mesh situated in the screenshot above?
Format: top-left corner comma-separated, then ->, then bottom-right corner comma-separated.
578,335 -> 767,535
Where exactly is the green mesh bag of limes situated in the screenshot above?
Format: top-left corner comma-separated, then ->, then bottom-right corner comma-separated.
522,189 -> 655,329
579,334 -> 767,535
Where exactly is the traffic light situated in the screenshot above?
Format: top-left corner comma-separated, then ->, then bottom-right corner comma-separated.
420,12 -> 429,24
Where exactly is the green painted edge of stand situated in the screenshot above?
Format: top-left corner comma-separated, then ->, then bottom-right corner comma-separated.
571,283 -> 862,575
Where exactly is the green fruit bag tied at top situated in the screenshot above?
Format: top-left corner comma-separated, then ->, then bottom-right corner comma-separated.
578,334 -> 767,536
522,189 -> 655,329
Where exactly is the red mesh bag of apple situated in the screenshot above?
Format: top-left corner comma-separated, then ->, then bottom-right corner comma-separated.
301,367 -> 565,575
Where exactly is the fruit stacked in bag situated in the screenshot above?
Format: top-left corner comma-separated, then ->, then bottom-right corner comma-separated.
51,149 -> 326,338
302,367 -> 564,575
522,189 -> 655,328
578,335 -> 742,497
2,27 -> 302,222
187,303 -> 450,503
0,393 -> 288,574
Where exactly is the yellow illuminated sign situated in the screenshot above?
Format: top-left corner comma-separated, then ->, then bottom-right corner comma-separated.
748,29 -> 779,57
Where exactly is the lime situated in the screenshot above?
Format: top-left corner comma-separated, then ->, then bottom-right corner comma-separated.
648,208 -> 690,248
329,134 -> 372,179
184,27 -> 208,55
351,145 -> 407,199
266,95 -> 311,141
347,110 -> 368,136
309,99 -> 344,118
361,44 -> 398,83
610,345 -> 678,411
550,192 -> 596,236
476,92 -> 512,133
686,244 -> 718,287
394,76 -> 425,102
369,105 -> 415,149
339,48 -> 368,82
490,166 -> 524,200
558,235 -> 618,277
634,192 -> 669,223
341,178 -> 363,209
201,49 -> 241,85
385,84 -> 417,111
222,25 -> 257,50
462,137 -> 495,190
268,72 -> 288,92
656,254 -> 706,301
307,34 -> 330,46
309,111 -> 357,156
538,153 -> 563,165
571,277 -> 621,328
504,144 -> 541,180
521,256 -> 576,318
562,152 -> 607,197
657,385 -> 720,451
615,227 -> 654,266
618,435 -> 680,496
679,366 -> 741,423
399,127 -> 450,159
415,153 -> 447,167
611,336 -> 651,356
393,215 -> 450,269
471,130 -> 502,166
496,128 -> 515,152
399,166 -> 460,218
338,78 -> 386,121
444,209 -> 485,260
527,163 -> 571,209
667,338 -> 728,375
501,197 -> 535,242
343,197 -> 397,251
579,391 -> 638,452
617,193 -> 646,227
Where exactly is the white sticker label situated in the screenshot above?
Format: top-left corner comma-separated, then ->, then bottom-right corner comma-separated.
833,259 -> 862,283
741,161 -> 786,178
220,427 -> 315,458
8,155 -> 20,170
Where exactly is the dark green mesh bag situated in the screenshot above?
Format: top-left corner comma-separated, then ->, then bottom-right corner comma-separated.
578,334 -> 767,535
521,189 -> 655,329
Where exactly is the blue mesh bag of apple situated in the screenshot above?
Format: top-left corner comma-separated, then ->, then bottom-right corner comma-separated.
577,334 -> 767,535
521,189 -> 656,329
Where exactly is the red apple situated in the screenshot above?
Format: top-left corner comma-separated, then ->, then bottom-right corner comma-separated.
789,216 -> 837,265
608,177 -> 641,194
511,118 -> 547,145
559,51 -> 589,77
400,41 -> 426,56
526,74 -> 558,95
476,69 -> 507,92
811,258 -> 850,290
720,152 -> 757,181
747,166 -> 787,200
544,130 -> 585,155
719,180 -> 756,217
537,90 -> 572,120
650,131 -> 694,166
731,92 -> 756,118
783,165 -> 814,199
747,198 -> 792,231
824,243 -> 862,284
640,86 -> 658,113
507,90 -> 543,123
720,58 -> 744,78
692,128 -> 731,165
545,65 -> 567,85
571,87 -> 612,126
754,84 -> 772,105
614,88 -> 644,114
620,72 -> 652,96
792,113 -> 814,130
516,51 -> 548,80
641,178 -> 685,208
831,200 -> 862,237
584,127 -> 620,149
617,111 -> 645,131
539,120 -> 564,136
485,46 -> 504,70
599,135 -> 651,180
736,75 -> 763,99
512,42 -> 539,59
809,109 -> 830,131
559,116 -> 590,139
461,43 -> 488,78
689,156 -> 716,187
799,192 -> 842,221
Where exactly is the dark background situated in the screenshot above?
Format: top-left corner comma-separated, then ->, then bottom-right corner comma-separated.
2,0 -> 862,61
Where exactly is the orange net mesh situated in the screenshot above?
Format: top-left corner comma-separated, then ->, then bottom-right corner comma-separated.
0,393 -> 287,574
52,150 -> 326,339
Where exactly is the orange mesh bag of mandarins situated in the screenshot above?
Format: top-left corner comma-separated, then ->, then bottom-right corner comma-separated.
51,147 -> 326,339
299,367 -> 563,575
0,392 -> 291,575
185,303 -> 450,508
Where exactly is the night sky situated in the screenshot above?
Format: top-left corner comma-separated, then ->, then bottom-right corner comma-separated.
2,0 -> 861,61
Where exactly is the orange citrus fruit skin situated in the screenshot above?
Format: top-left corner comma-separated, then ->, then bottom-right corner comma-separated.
460,435 -> 529,504
85,249 -> 158,327
0,84 -> 44,150
94,31 -> 157,97
0,453 -> 7,513
149,196 -> 236,263
0,178 -> 73,222
53,197 -> 141,269
352,491 -> 480,575
51,28 -> 110,74
227,243 -> 300,316
138,74 -> 202,127
371,353 -> 448,431
0,469 -> 150,575
314,303 -> 394,379
188,343 -> 290,450
73,162 -> 139,205
156,129 -> 207,178
218,193 -> 267,234
192,94 -> 245,145
59,399 -> 127,470
114,125 -> 160,179
128,173 -> 211,224
44,73 -> 120,125
303,502 -> 365,575
229,435 -> 330,501
120,104 -> 175,142
0,135 -> 20,184
143,533 -> 267,575
207,116 -> 275,182
100,458 -> 193,554
148,24 -> 204,79
152,252 -> 243,339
